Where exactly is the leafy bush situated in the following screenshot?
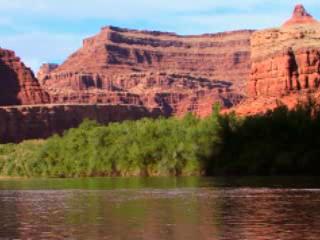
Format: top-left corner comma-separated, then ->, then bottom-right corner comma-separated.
209,99 -> 320,176
1,100 -> 320,177
0,108 -> 221,177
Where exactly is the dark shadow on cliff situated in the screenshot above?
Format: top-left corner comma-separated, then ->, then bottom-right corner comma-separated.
0,59 -> 21,106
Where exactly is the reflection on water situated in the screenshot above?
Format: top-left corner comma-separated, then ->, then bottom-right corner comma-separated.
0,177 -> 320,240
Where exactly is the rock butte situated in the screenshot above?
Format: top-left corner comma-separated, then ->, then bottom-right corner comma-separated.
39,27 -> 253,117
282,4 -> 318,27
0,4 -> 320,141
232,4 -> 320,115
0,48 -> 49,106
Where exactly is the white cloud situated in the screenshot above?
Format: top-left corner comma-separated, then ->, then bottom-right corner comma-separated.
179,13 -> 286,33
0,0 -> 319,72
0,0 -> 318,20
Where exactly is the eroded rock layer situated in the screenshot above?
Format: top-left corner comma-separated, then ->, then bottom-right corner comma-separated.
283,4 -> 318,27
0,48 -> 50,106
0,104 -> 162,143
41,27 -> 253,116
233,5 -> 320,115
37,63 -> 59,84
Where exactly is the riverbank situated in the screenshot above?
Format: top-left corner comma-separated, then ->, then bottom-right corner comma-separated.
0,176 -> 26,180
1,101 -> 320,178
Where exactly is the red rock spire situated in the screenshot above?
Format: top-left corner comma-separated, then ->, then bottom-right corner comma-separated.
283,4 -> 318,27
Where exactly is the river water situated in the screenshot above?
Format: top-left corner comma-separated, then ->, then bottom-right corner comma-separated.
0,177 -> 320,240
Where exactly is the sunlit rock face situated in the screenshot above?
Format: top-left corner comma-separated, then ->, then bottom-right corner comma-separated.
249,4 -> 320,98
0,48 -> 50,106
232,5 -> 320,115
39,26 -> 253,116
37,63 -> 59,84
282,4 -> 318,27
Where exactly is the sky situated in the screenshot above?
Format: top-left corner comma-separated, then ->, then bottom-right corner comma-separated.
0,0 -> 319,72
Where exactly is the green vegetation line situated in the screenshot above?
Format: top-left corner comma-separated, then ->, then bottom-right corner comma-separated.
1,100 -> 319,178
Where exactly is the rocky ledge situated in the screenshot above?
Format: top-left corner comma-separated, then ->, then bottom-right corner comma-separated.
233,4 -> 320,115
0,104 -> 162,143
39,27 -> 253,116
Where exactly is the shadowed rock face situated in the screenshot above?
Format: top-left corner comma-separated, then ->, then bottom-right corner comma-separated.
0,104 -> 162,143
232,5 -> 320,115
39,27 -> 253,116
0,48 -> 50,106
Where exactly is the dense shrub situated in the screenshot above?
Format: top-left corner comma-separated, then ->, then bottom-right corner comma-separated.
0,107 -> 221,177
1,100 -> 320,177
208,99 -> 320,176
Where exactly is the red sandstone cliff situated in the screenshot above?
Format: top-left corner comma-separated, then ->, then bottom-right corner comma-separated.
0,104 -> 162,143
3,4 -> 320,142
37,63 -> 59,84
39,27 -> 253,116
233,5 -> 320,115
0,28 -> 253,142
0,48 -> 162,143
283,4 -> 318,27
0,48 -> 49,106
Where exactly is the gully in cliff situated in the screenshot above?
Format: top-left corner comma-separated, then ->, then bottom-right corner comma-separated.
233,4 -> 320,116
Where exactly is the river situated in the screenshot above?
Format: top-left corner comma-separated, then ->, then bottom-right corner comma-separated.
1,177 -> 320,239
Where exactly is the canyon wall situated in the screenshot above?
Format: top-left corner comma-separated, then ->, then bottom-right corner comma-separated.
0,28 -> 254,142
40,27 -> 253,116
249,27 -> 320,98
0,104 -> 162,143
0,48 -> 50,106
233,5 -> 320,115
3,4 -> 320,141
37,63 -> 59,84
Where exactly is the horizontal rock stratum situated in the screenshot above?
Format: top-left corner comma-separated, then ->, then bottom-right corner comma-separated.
1,4 -> 320,141
232,4 -> 320,115
0,48 -> 49,106
0,104 -> 162,143
39,27 -> 253,116
282,4 -> 318,27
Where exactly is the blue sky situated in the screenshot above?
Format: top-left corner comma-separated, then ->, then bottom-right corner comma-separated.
0,0 -> 319,72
